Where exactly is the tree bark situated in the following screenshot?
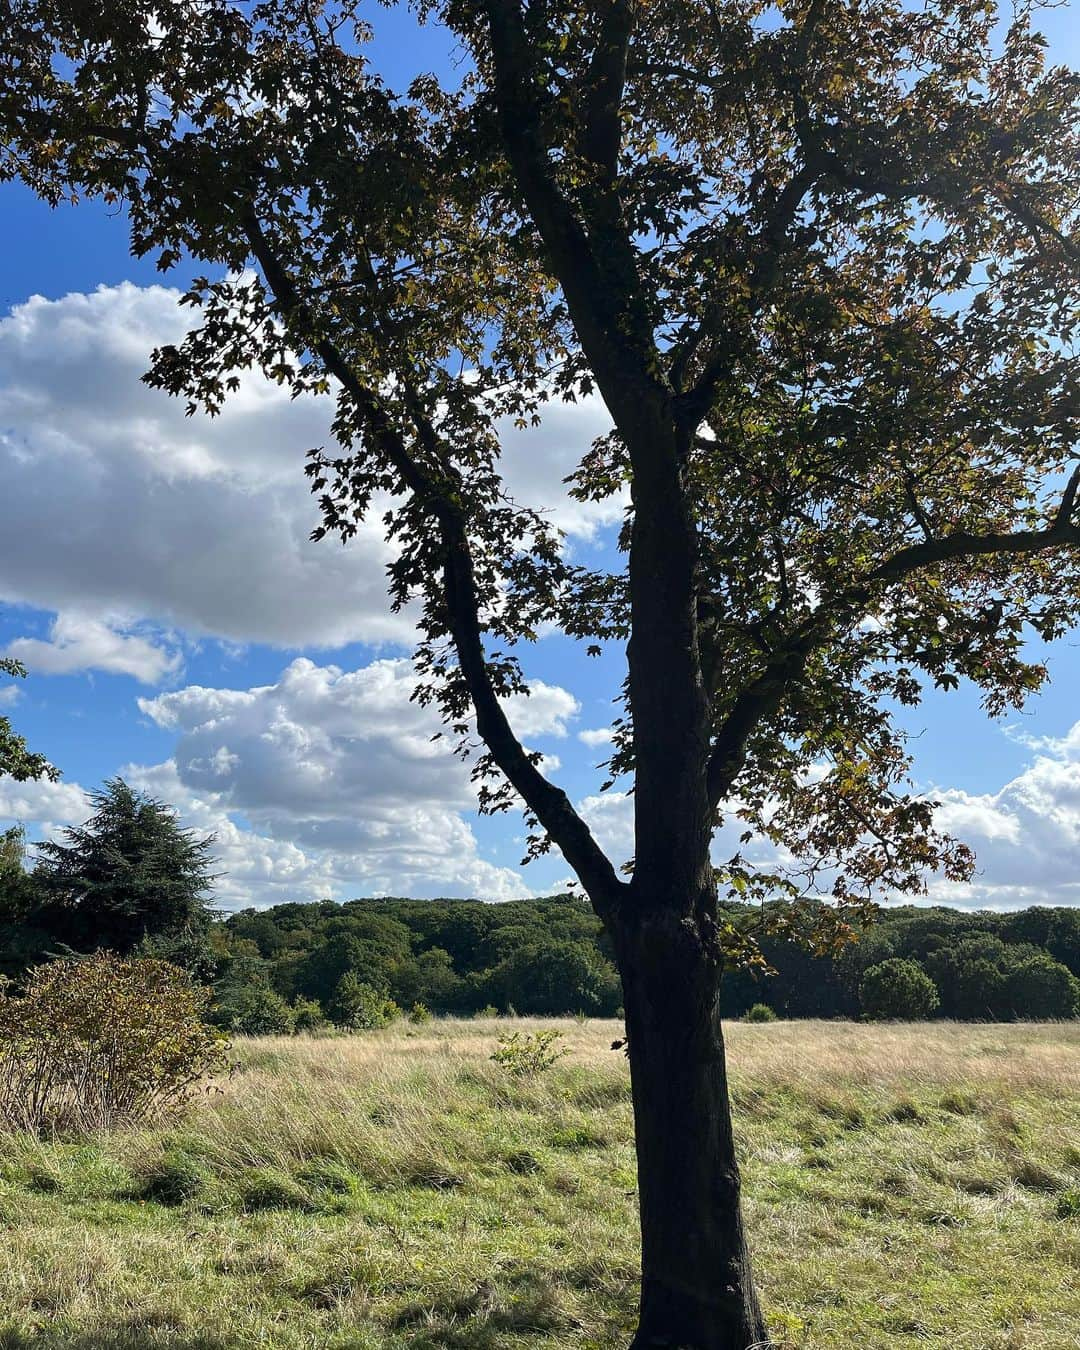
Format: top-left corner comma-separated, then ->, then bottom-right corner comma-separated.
613,903 -> 771,1350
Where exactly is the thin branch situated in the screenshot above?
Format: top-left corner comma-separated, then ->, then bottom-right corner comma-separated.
240,208 -> 626,907
707,496 -> 1080,808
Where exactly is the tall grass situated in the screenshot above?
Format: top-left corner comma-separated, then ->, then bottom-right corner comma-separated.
0,1018 -> 1078,1348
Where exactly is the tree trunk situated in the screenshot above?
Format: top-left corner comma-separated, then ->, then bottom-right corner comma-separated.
614,905 -> 770,1350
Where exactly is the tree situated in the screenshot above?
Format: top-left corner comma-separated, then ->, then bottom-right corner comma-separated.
0,658 -> 56,784
3,4 -> 1079,1344
1003,954 -> 1079,1020
32,779 -> 218,958
327,971 -> 398,1029
860,958 -> 940,1021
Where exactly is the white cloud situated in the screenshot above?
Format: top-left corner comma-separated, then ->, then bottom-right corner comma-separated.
128,656 -> 580,904
0,284 -> 620,656
0,684 -> 20,707
578,726 -> 614,748
5,612 -> 181,684
502,682 -> 580,738
0,775 -> 92,842
924,736 -> 1080,909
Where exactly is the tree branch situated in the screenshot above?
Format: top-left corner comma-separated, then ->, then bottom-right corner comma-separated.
480,0 -> 664,425
707,498 -> 1080,808
579,0 -> 635,179
241,209 -> 626,907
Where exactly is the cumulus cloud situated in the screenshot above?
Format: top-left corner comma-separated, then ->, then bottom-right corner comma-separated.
5,613 -> 181,684
577,724 -> 1080,912
923,739 -> 1080,909
578,726 -> 614,748
129,656 -> 580,903
0,284 -> 618,656
0,775 -> 93,842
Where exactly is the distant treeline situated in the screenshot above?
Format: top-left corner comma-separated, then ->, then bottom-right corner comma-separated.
3,782 -> 1078,1027
211,895 -> 1080,1029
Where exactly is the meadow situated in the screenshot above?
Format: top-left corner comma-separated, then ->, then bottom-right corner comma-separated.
1,1017 -> 1079,1350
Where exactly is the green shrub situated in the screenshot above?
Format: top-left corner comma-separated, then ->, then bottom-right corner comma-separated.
215,984 -> 295,1036
291,996 -> 326,1032
0,952 -> 228,1134
408,1001 -> 432,1025
744,1003 -> 777,1023
861,958 -> 940,1021
474,1004 -> 499,1020
328,973 -> 399,1030
490,1029 -> 569,1077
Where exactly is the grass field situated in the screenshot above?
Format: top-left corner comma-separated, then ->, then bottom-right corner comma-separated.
1,1017 -> 1079,1350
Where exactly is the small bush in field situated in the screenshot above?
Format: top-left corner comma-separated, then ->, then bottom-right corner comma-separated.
216,984 -> 295,1036
408,1002 -> 432,1025
745,1003 -> 778,1023
291,996 -> 327,1032
474,1004 -> 499,1020
861,958 -> 940,1020
491,1029 -> 569,1077
0,953 -> 228,1135
328,972 -> 399,1030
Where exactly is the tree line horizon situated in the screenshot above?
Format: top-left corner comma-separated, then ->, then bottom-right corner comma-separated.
2,779 -> 1077,1028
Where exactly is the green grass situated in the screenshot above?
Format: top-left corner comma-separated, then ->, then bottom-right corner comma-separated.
1,1018 -> 1079,1348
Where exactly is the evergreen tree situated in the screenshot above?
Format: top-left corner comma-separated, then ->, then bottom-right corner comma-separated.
32,779 -> 218,960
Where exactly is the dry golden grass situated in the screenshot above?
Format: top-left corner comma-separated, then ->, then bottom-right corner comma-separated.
1,1017 -> 1079,1349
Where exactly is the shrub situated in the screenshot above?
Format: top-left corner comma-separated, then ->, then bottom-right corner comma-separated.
474,1004 -> 500,1020
215,983 -> 295,1036
291,996 -> 327,1032
861,958 -> 940,1021
490,1029 -> 569,1077
408,1001 -> 432,1025
744,1003 -> 778,1023
328,972 -> 399,1029
0,952 -> 228,1134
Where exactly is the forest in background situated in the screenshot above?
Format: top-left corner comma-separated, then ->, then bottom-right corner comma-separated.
3,782 -> 1078,1029
208,895 -> 1080,1028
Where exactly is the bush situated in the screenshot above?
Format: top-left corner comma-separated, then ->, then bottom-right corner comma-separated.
408,1001 -> 432,1025
861,958 -> 940,1021
0,953 -> 228,1134
744,1003 -> 778,1023
328,972 -> 399,1029
214,983 -> 295,1036
490,1029 -> 569,1076
291,996 -> 327,1032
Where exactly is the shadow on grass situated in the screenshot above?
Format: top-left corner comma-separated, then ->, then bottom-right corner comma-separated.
393,1271 -> 591,1349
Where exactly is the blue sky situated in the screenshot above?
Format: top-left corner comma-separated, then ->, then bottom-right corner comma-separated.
1,4 -> 1079,911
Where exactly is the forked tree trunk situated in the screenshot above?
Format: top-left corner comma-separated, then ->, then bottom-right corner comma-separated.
613,905 -> 770,1350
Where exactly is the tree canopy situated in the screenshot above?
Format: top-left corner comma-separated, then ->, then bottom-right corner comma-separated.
4,2 -> 1079,1342
1,1 -> 1078,926
0,659 -> 55,785
29,778 -> 218,960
